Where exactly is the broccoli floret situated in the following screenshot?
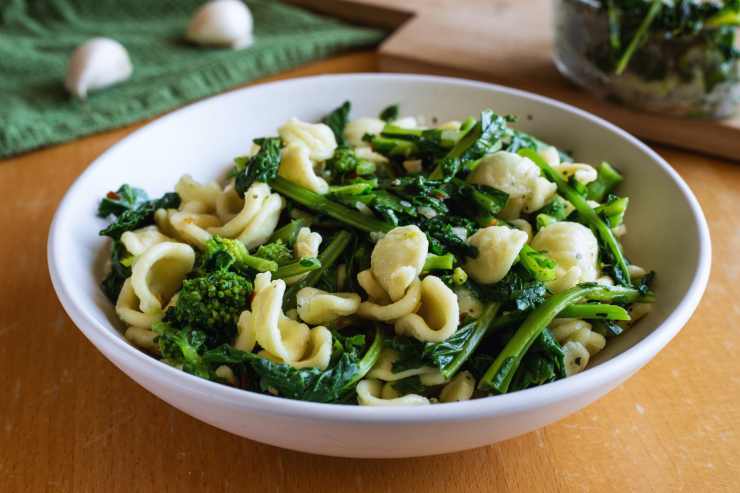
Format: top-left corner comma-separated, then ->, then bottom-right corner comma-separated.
255,239 -> 293,265
326,146 -> 363,176
201,236 -> 277,273
171,270 -> 252,336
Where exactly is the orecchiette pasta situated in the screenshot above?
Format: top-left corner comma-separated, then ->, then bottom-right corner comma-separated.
214,365 -> 237,385
344,117 -> 385,147
439,371 -> 476,402
467,151 -> 557,219
215,181 -> 243,223
124,326 -> 159,353
245,272 -> 332,370
356,379 -> 430,406
167,210 -> 221,249
209,182 -> 270,237
175,174 -> 221,212
278,118 -> 337,161
531,222 -> 600,292
370,225 -> 428,302
562,341 -> 590,376
538,145 -> 598,184
395,276 -> 459,343
456,287 -> 483,319
356,277 -> 421,321
550,318 -> 606,356
278,143 -> 330,194
130,242 -> 195,314
236,192 -> 284,249
464,226 -> 528,284
116,278 -> 163,328
258,324 -> 333,370
357,269 -> 390,304
234,310 -> 256,352
285,227 -> 322,285
296,287 -> 361,325
355,146 -> 389,165
120,225 -> 172,256
367,348 -> 438,381
509,218 -> 533,242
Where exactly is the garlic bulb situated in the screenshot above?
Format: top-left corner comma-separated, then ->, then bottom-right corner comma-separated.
65,38 -> 133,99
186,0 -> 254,49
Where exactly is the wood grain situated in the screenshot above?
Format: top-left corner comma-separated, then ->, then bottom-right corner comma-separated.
1,51 -> 739,493
288,0 -> 740,161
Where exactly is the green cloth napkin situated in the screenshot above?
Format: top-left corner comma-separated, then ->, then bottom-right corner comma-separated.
0,0 -> 385,158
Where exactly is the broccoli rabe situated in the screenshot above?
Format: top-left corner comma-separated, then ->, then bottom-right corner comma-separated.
170,270 -> 252,338
100,239 -> 133,303
431,110 -> 512,181
204,328 -> 383,403
321,101 -> 351,146
379,103 -> 400,122
234,137 -> 282,196
99,190 -> 180,239
254,239 -> 293,265
152,321 -> 210,378
518,244 -> 558,282
587,162 -> 624,202
519,148 -> 632,286
386,302 -> 501,379
481,264 -> 548,312
508,329 -> 565,392
201,236 -> 278,274
97,184 -> 149,218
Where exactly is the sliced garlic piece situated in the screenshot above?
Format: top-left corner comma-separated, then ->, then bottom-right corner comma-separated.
65,37 -> 133,99
186,0 -> 254,49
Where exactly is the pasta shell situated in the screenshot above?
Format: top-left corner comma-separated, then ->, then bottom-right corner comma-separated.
464,226 -> 528,284
370,225 -> 428,302
296,287 -> 360,325
394,276 -> 459,343
356,379 -> 429,407
130,242 -> 195,314
278,118 -> 337,162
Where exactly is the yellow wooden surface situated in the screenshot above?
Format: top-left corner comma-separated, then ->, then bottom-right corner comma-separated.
1,52 -> 739,493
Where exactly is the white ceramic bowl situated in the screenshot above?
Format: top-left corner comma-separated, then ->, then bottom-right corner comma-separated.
48,74 -> 710,458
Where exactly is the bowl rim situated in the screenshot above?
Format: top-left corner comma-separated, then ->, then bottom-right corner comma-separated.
48,72 -> 711,423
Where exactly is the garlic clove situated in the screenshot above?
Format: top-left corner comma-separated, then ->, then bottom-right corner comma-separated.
65,37 -> 133,99
186,0 -> 254,49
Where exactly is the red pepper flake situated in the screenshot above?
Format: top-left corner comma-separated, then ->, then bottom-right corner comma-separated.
106,191 -> 120,200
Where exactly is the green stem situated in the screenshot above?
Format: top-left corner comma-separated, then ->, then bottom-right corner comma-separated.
240,255 -> 278,273
587,161 -> 623,202
269,219 -> 308,246
519,149 -> 631,286
271,177 -> 392,234
441,302 -> 500,379
706,9 -> 740,27
273,257 -> 321,279
340,328 -> 384,394
422,253 -> 456,272
518,244 -> 558,282
559,303 -> 630,321
615,0 -> 662,75
479,284 -> 603,394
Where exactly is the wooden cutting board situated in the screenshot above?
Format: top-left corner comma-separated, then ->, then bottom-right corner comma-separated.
287,0 -> 740,161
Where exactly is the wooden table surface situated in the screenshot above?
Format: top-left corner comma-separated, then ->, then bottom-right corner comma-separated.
1,52 -> 739,493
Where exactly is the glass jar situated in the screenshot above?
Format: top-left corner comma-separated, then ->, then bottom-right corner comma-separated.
553,0 -> 740,118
